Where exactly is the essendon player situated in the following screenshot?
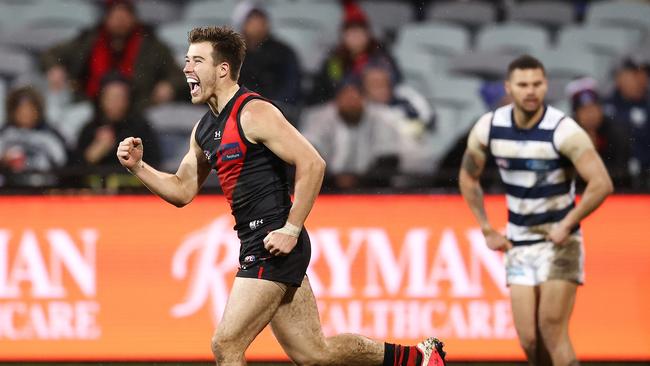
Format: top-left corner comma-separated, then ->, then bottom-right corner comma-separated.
117,26 -> 445,366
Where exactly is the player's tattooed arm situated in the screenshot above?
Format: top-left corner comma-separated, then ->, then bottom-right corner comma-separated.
459,148 -> 489,230
461,149 -> 483,179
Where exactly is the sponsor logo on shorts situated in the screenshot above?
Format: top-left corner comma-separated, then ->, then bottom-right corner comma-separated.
244,255 -> 256,263
249,219 -> 264,230
218,142 -> 243,161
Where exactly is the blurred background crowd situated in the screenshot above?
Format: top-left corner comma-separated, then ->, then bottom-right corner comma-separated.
0,0 -> 648,193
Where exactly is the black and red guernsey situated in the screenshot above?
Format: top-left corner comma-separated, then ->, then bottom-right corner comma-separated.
195,86 -> 310,287
195,87 -> 292,234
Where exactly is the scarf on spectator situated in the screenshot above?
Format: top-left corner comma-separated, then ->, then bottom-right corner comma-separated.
86,26 -> 143,98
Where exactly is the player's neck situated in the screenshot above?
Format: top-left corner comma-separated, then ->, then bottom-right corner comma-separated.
513,105 -> 544,129
207,82 -> 240,116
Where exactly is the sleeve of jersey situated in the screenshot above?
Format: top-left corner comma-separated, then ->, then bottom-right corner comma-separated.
468,112 -> 492,150
553,117 -> 595,161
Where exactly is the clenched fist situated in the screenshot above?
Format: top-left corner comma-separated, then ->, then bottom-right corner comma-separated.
117,137 -> 144,171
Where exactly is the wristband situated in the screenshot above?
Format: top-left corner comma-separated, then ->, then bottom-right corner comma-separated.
275,222 -> 301,238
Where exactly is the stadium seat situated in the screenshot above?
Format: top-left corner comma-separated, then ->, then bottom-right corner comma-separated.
136,0 -> 182,26
0,79 -> 6,126
52,102 -> 93,148
183,0 -> 237,25
546,77 -> 570,104
273,25 -> 330,74
146,103 -> 206,171
393,51 -> 446,97
359,0 -> 413,39
476,23 -> 550,54
558,25 -> 641,80
396,22 -> 470,57
535,48 -> 601,81
507,1 -> 575,32
0,46 -> 35,82
427,75 -> 485,145
558,25 -> 641,57
427,1 -> 497,30
447,50 -> 513,80
0,24 -> 80,53
19,0 -> 98,28
267,2 -> 342,37
428,76 -> 483,111
586,0 -> 650,33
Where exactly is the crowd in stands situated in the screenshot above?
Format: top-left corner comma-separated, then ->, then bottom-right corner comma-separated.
0,0 -> 648,193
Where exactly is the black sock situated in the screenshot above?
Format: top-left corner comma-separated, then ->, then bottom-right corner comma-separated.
383,343 -> 423,366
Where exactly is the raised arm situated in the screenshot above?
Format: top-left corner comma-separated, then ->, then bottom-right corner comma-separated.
116,123 -> 212,207
549,118 -> 614,244
240,100 -> 325,255
459,113 -> 512,251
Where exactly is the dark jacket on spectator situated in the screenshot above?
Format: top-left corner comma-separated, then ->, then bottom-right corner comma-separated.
604,90 -> 650,172
42,25 -> 186,111
239,36 -> 302,105
75,114 -> 160,170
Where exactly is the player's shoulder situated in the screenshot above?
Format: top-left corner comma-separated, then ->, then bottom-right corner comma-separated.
240,97 -> 278,118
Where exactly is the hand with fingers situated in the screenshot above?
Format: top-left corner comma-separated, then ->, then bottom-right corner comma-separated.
483,228 -> 513,252
116,137 -> 144,171
263,223 -> 301,256
548,221 -> 572,246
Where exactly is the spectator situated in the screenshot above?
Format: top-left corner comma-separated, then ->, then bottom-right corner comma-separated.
308,0 -> 400,105
301,79 -> 401,190
568,78 -> 630,187
361,63 -> 436,175
435,81 -> 511,188
75,74 -> 160,172
0,87 -> 67,187
234,2 -> 302,106
42,0 -> 186,112
361,63 -> 434,136
603,57 -> 650,187
42,65 -> 94,148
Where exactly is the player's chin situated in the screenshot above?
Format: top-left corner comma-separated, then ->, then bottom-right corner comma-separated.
189,95 -> 204,104
522,102 -> 542,113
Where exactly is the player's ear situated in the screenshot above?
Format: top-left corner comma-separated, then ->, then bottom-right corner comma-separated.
218,62 -> 230,79
504,80 -> 512,96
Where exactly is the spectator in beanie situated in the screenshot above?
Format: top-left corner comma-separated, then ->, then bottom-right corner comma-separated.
568,78 -> 630,187
308,0 -> 401,105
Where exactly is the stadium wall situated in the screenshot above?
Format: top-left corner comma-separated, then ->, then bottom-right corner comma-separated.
0,195 -> 648,361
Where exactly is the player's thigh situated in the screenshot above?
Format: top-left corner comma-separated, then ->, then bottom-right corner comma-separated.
270,276 -> 328,363
538,279 -> 577,328
215,277 -> 289,347
509,284 -> 539,346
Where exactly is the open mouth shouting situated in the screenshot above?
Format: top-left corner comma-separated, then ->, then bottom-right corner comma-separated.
187,76 -> 201,97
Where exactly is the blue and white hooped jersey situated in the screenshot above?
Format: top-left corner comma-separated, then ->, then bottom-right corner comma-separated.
487,104 -> 580,246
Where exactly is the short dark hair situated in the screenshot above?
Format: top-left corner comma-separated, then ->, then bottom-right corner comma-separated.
188,26 -> 246,81
6,86 -> 44,126
507,55 -> 545,78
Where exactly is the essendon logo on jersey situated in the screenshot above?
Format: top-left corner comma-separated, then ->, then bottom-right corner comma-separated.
218,142 -> 243,162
